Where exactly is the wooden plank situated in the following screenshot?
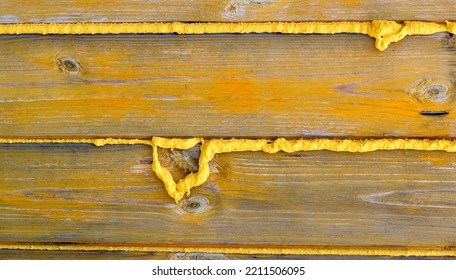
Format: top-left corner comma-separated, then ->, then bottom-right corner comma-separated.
0,0 -> 454,23
0,250 -> 449,260
0,34 -> 455,137
0,249 -> 163,260
1,144 -> 456,249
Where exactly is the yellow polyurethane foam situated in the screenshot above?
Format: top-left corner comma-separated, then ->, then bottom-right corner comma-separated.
2,137 -> 456,202
151,137 -> 456,202
0,21 -> 454,51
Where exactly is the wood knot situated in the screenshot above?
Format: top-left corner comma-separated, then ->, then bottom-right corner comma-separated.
171,253 -> 234,260
246,0 -> 276,4
226,4 -> 237,13
57,57 -> 81,74
446,34 -> 456,46
225,0 -> 275,18
179,195 -> 209,214
405,77 -> 454,104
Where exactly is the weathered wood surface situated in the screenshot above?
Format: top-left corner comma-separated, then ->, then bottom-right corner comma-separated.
0,34 -> 455,137
1,144 -> 456,248
0,0 -> 454,23
0,250 -> 448,260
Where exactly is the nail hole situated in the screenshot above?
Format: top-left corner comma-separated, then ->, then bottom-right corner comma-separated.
180,195 -> 209,214
57,57 -> 81,74
420,110 -> 450,117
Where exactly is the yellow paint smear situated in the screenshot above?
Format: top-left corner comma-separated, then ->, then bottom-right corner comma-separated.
0,20 -> 454,51
2,137 -> 456,202
0,243 -> 455,257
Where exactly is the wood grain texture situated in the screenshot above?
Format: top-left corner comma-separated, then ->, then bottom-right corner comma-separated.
0,0 -> 454,23
0,250 -> 449,260
1,144 -> 456,249
0,34 -> 455,137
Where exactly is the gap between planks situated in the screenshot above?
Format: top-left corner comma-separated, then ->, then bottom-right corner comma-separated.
0,21 -> 454,51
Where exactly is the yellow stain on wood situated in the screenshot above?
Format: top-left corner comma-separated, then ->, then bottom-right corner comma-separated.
2,137 -> 456,202
0,243 -> 455,257
0,20 -> 454,51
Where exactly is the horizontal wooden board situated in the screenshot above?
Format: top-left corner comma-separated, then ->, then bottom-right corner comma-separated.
0,250 -> 448,260
0,34 -> 455,137
1,144 -> 456,249
0,0 -> 454,23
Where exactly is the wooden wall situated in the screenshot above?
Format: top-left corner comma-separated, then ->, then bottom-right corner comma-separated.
0,0 -> 455,259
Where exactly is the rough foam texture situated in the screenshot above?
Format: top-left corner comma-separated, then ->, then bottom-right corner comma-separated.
2,137 -> 456,202
0,20 -> 454,51
151,137 -> 456,202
